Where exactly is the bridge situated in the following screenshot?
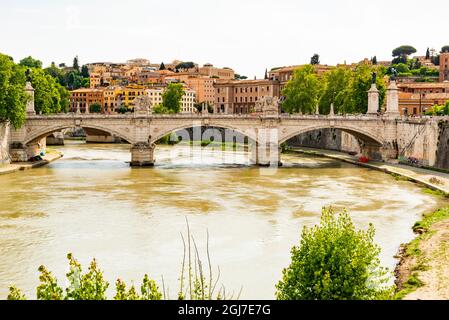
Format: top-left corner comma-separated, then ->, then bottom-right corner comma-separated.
7,81 -> 439,167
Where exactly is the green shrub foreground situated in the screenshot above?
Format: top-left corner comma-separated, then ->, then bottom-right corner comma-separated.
276,207 -> 394,300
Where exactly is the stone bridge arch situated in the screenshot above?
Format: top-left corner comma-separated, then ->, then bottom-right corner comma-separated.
149,122 -> 260,145
279,124 -> 386,160
23,123 -> 135,145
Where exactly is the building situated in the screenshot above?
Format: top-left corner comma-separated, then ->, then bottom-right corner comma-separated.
398,82 -> 449,115
213,79 -> 280,114
440,52 -> 449,82
69,88 -> 105,113
165,73 -> 215,104
198,63 -> 235,80
145,86 -> 196,113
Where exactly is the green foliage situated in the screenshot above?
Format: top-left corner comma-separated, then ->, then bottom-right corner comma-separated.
319,66 -> 352,114
276,207 -> 393,300
0,53 -> 28,128
176,61 -> 195,70
412,207 -> 449,233
160,83 -> 185,114
441,46 -> 449,53
159,62 -> 166,70
81,65 -> 89,78
392,45 -> 417,60
29,68 -> 66,114
7,286 -> 27,300
8,253 -> 164,300
234,74 -> 247,80
89,103 -> 102,113
19,56 -> 43,69
282,65 -> 322,114
36,265 -> 64,300
347,64 -> 386,114
73,56 -> 80,72
424,101 -> 449,116
310,54 -> 320,65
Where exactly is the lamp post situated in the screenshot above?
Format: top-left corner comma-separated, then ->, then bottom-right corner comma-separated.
419,92 -> 426,116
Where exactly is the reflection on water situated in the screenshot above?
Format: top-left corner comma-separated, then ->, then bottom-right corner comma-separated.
0,141 -> 446,299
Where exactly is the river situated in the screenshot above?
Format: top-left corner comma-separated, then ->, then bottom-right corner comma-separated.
0,141 -> 446,299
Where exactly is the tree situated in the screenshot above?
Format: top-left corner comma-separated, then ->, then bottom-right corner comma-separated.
81,65 -> 89,78
276,207 -> 393,300
426,48 -> 430,59
19,56 -> 43,69
89,103 -> 102,113
371,56 -> 378,65
0,53 -> 28,128
319,67 -> 352,114
392,45 -> 417,64
159,62 -> 166,70
176,61 -> 195,70
281,65 -> 321,114
73,56 -> 80,72
234,74 -> 247,80
347,64 -> 386,114
441,46 -> 449,53
310,54 -> 320,65
29,68 -> 66,114
161,83 -> 185,113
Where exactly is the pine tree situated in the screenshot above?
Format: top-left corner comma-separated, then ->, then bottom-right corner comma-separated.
310,54 -> 320,65
159,62 -> 166,70
264,68 -> 268,79
426,47 -> 430,60
73,56 -> 79,72
371,56 -> 378,65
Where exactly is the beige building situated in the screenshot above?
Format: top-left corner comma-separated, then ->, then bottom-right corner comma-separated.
198,63 -> 235,80
213,79 -> 280,114
146,86 -> 196,113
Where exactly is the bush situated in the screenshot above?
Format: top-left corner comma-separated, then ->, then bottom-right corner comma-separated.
276,207 -> 394,300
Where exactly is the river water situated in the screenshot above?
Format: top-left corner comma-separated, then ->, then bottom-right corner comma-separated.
0,141 -> 446,299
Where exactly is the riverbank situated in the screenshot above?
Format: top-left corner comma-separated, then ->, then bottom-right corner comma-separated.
291,147 -> 449,300
291,147 -> 449,195
395,206 -> 449,300
0,149 -> 63,175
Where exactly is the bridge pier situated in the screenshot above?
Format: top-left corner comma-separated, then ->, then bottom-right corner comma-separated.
130,142 -> 155,167
361,141 -> 398,162
250,142 -> 282,167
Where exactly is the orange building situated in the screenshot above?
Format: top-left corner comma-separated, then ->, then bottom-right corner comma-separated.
398,82 -> 449,115
70,88 -> 105,113
165,73 -> 215,104
440,52 -> 449,82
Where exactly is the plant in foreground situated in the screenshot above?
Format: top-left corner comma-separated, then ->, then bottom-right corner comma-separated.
276,207 -> 395,300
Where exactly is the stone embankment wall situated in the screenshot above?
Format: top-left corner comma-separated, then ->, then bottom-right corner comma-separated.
0,121 -> 11,165
396,120 -> 439,167
435,121 -> 449,170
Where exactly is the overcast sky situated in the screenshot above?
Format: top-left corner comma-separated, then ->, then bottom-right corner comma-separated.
1,0 -> 447,78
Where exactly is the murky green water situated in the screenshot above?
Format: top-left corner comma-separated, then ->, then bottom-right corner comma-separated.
0,141 -> 445,299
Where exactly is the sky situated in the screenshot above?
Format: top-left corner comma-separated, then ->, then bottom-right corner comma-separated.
1,0 -> 448,78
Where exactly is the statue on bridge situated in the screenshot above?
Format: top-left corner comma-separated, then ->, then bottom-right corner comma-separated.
255,96 -> 280,116
371,72 -> 377,84
133,95 -> 153,116
389,67 -> 398,82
